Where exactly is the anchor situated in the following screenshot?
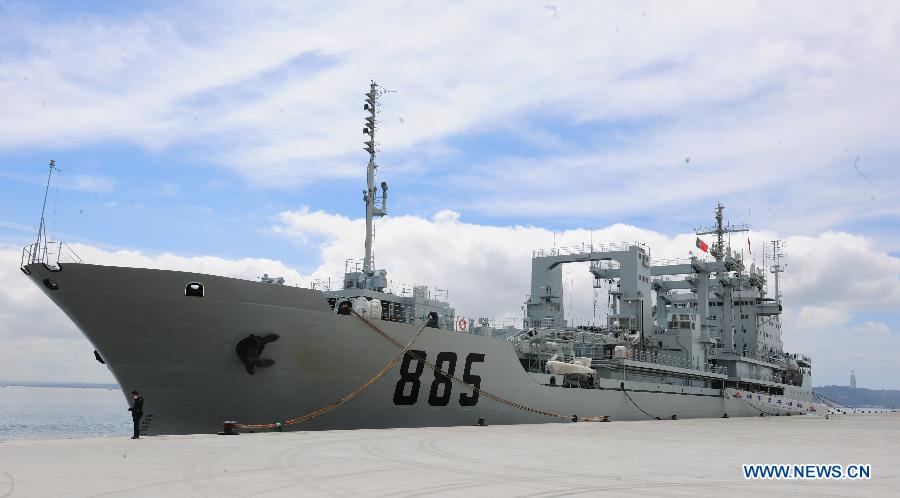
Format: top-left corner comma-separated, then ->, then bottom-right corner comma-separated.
235,333 -> 280,375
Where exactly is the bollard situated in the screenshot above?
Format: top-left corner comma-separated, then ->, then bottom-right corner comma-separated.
220,420 -> 238,435
476,417 -> 487,427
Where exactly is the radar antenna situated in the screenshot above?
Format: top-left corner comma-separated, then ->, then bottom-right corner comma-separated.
362,81 -> 388,273
695,202 -> 749,262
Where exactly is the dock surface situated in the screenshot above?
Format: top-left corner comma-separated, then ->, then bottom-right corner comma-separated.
1,413 -> 898,497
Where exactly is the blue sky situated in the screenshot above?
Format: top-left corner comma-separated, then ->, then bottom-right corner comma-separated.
1,1 -> 899,388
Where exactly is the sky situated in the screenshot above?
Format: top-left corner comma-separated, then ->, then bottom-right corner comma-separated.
1,1 -> 899,388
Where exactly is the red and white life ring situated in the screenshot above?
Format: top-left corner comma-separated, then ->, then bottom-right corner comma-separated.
457,318 -> 468,331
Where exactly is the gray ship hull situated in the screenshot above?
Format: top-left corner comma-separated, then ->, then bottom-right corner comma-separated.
24,263 -> 815,435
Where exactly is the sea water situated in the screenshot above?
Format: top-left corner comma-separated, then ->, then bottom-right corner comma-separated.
0,386 -> 130,439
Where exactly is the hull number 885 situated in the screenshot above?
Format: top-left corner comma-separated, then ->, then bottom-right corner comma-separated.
392,351 -> 485,407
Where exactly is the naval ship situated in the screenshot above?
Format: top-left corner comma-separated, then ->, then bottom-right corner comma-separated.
20,83 -> 823,435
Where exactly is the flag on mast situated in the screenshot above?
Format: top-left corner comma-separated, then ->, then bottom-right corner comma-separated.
748,237 -> 752,256
695,237 -> 709,253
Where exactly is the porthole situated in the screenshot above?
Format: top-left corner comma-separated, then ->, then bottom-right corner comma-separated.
185,282 -> 204,297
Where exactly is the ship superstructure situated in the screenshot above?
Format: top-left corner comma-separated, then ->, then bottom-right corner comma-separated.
512,210 -> 809,399
18,84 -> 821,435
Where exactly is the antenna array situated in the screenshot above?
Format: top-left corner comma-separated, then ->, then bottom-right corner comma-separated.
695,202 -> 749,262
362,81 -> 388,273
769,239 -> 786,301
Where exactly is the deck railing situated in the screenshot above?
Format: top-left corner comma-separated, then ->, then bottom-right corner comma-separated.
532,241 -> 647,258
609,348 -> 727,375
21,241 -> 83,270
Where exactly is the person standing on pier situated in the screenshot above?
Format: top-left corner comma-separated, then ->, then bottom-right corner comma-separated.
128,390 -> 144,439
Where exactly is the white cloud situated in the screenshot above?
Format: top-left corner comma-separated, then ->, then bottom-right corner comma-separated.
784,306 -> 851,333
2,1 -> 899,204
62,175 -> 116,193
781,232 -> 900,310
277,210 -> 900,320
847,321 -> 892,336
3,211 -> 900,386
0,170 -> 116,194
277,209 -> 695,322
65,244 -> 305,283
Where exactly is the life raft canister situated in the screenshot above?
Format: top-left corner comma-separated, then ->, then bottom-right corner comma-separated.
457,318 -> 468,331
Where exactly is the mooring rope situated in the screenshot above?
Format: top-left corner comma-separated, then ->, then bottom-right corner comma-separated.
620,384 -> 658,420
233,318 -> 429,430
812,392 -> 843,413
813,391 -> 857,413
812,391 -> 830,407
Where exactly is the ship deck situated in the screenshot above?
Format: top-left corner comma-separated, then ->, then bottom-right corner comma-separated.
1,412 -> 897,496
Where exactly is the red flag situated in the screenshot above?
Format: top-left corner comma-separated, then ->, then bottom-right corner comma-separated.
695,237 -> 709,253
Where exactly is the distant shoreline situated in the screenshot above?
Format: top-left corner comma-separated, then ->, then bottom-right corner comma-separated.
815,385 -> 900,410
0,381 -> 119,390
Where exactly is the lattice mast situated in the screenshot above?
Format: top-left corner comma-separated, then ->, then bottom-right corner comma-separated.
695,202 -> 749,263
362,81 -> 388,274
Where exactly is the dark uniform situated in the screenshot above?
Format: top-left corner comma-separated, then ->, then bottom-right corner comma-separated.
128,391 -> 144,439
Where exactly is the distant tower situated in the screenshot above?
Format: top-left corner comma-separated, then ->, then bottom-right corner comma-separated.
850,370 -> 857,389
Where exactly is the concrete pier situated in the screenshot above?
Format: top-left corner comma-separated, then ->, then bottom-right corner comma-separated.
1,413 -> 897,497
